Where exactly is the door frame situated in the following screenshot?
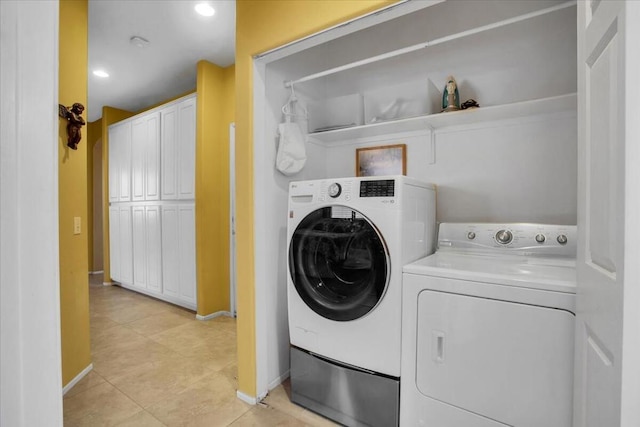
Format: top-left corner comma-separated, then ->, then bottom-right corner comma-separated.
0,0 -> 63,424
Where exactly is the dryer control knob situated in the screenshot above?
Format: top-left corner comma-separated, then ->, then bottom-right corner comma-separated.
557,234 -> 568,245
328,183 -> 342,198
467,232 -> 476,240
535,234 -> 546,243
495,229 -> 513,245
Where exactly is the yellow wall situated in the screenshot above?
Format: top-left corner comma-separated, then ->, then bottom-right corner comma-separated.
235,0 -> 397,397
195,61 -> 235,316
101,107 -> 135,282
59,0 -> 91,386
86,119 -> 102,272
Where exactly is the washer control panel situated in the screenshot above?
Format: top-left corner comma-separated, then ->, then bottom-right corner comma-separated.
438,223 -> 577,257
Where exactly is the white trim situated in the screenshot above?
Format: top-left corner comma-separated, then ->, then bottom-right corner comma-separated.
0,1 -> 62,424
89,270 -> 104,275
252,56 -> 270,404
229,123 -> 237,317
62,364 -> 93,396
236,390 -> 258,405
102,281 -> 114,286
268,370 -> 290,391
196,311 -> 233,321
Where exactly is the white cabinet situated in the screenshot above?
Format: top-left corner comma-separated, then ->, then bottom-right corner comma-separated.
108,205 -> 120,280
108,121 -> 132,202
161,96 -> 196,200
109,205 -> 133,284
160,105 -> 178,199
177,98 -> 196,200
131,112 -> 160,201
132,205 -> 163,294
161,204 -> 196,308
108,94 -> 197,309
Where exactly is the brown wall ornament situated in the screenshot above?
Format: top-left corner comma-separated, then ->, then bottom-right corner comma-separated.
58,103 -> 85,150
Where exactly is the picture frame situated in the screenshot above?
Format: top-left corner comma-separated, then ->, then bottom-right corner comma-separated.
356,144 -> 406,177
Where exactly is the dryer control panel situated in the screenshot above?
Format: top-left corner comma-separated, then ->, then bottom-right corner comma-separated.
437,223 -> 577,257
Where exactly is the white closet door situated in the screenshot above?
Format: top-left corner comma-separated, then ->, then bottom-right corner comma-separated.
131,205 -> 146,289
118,206 -> 133,285
574,1 -> 640,426
161,205 -> 180,298
131,118 -> 146,202
108,205 -> 120,281
177,97 -> 196,200
145,205 -> 163,294
145,113 -> 160,200
178,204 -> 196,304
160,105 -> 178,200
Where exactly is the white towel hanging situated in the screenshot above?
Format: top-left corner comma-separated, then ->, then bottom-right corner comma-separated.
276,122 -> 306,176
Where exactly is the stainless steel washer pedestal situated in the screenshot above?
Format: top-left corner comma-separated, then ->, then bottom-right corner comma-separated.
290,346 -> 399,427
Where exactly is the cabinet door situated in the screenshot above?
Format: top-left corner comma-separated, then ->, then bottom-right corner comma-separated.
118,122 -> 132,202
161,205 -> 180,298
177,98 -> 196,200
118,206 -> 133,285
178,204 -> 196,304
145,205 -> 163,293
108,125 -> 121,203
145,113 -> 160,200
108,205 -> 120,281
161,106 -> 178,200
131,205 -> 146,289
131,118 -> 146,202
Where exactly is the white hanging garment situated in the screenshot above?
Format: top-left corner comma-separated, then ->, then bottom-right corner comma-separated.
276,84 -> 307,176
276,121 -> 306,176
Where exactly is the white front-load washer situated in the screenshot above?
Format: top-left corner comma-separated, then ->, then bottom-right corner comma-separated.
400,223 -> 577,427
287,176 -> 436,427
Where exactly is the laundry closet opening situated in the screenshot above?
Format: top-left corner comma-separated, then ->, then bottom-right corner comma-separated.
251,0 -> 577,400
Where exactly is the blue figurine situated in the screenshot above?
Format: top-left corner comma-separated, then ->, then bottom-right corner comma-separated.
442,75 -> 460,112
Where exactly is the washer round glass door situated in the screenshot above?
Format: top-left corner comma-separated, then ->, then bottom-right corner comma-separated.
289,206 -> 389,321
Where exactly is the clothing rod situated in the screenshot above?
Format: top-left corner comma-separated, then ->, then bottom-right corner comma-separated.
283,0 -> 575,88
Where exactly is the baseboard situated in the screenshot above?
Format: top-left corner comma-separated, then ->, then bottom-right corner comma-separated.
102,282 -> 114,286
62,363 -> 93,396
268,370 -> 290,391
237,390 -> 258,405
196,311 -> 233,321
89,270 -> 104,275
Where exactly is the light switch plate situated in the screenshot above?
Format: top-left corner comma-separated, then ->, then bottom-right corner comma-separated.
73,217 -> 81,235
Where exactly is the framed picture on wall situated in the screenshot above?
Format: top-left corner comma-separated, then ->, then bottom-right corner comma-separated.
356,144 -> 406,177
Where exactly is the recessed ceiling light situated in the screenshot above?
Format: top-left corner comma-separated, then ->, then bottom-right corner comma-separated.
194,3 -> 215,17
93,70 -> 109,78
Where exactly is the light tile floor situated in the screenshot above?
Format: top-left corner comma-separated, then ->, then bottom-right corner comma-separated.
64,274 -> 338,426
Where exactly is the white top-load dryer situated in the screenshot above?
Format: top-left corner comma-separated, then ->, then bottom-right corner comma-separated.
287,176 -> 436,427
401,223 -> 577,427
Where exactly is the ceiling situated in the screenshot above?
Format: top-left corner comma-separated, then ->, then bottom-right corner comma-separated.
87,0 -> 236,122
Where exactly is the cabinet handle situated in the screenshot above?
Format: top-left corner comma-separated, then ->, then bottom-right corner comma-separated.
432,331 -> 445,363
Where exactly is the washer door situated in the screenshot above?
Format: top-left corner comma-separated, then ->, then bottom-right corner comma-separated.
289,206 -> 389,321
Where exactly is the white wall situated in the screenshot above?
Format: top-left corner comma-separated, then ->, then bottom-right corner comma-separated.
0,0 -> 63,424
325,113 -> 577,225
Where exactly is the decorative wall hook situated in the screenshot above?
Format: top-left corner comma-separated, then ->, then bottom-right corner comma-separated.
58,103 -> 85,150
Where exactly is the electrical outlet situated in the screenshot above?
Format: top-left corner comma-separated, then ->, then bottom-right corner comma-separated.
73,217 -> 81,235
